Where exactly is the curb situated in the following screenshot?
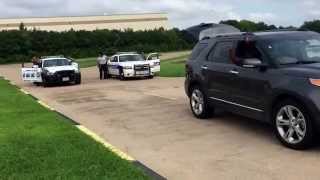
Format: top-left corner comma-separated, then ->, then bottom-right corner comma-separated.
11,80 -> 166,180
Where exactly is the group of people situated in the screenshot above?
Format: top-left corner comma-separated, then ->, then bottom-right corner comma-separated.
97,52 -> 108,80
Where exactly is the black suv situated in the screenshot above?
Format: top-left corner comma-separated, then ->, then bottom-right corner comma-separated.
185,31 -> 320,149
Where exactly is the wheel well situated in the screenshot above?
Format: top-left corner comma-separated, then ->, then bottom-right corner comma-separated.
271,94 -> 308,114
188,81 -> 201,97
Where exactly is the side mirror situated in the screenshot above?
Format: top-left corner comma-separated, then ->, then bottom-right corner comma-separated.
243,58 -> 262,67
242,58 -> 268,71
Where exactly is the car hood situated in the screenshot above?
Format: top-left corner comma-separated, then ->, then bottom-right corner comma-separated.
44,66 -> 77,73
282,63 -> 320,78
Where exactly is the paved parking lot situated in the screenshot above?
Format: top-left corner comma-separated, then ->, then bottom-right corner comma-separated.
1,64 -> 320,180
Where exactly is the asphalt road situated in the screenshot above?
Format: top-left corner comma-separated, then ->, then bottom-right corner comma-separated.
1,64 -> 320,180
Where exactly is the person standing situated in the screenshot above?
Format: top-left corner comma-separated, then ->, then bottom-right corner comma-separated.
97,52 -> 108,80
102,53 -> 108,79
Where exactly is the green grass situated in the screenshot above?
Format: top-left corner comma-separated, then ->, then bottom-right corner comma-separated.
76,57 -> 97,68
159,55 -> 188,77
0,78 -> 148,180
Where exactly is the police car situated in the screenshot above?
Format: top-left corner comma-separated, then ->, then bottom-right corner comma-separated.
21,56 -> 81,87
107,52 -> 160,80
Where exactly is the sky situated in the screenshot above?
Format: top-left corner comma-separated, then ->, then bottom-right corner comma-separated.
0,0 -> 319,29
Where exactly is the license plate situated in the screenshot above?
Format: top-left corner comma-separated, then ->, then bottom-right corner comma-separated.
62,77 -> 70,82
136,71 -> 149,75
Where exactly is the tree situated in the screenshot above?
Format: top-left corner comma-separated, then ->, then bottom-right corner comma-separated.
301,20 -> 320,32
19,22 -> 26,31
220,19 -> 278,32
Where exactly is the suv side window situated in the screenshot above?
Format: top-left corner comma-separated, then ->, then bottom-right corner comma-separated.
235,41 -> 262,60
190,43 -> 208,60
208,41 -> 234,64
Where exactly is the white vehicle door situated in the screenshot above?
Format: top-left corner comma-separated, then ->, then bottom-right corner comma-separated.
146,53 -> 160,73
21,65 -> 42,82
108,56 -> 120,75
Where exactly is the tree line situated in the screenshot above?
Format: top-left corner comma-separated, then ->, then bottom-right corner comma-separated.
2,19 -> 320,64
0,27 -> 192,64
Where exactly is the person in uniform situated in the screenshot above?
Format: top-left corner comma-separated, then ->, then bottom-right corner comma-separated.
97,52 -> 108,80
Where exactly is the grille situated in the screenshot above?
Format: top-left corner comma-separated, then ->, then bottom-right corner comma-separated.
56,70 -> 75,77
134,64 -> 149,71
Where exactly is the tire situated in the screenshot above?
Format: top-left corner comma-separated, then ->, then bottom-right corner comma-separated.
43,81 -> 49,87
119,73 -> 126,81
42,76 -> 49,87
148,75 -> 154,79
33,82 -> 41,86
272,99 -> 315,150
189,85 -> 213,119
75,74 -> 81,85
118,67 -> 126,81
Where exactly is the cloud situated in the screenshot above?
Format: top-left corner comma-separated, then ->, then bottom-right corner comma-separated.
0,0 -> 317,28
248,13 -> 277,24
300,0 -> 320,20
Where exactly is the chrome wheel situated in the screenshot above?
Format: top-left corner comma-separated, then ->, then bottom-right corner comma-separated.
276,105 -> 306,144
191,89 -> 204,115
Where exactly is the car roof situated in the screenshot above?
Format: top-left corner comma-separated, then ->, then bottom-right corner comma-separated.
201,31 -> 319,41
41,57 -> 68,61
115,53 -> 140,56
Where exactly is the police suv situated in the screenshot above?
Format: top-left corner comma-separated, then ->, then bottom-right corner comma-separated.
22,56 -> 81,87
107,52 -> 160,79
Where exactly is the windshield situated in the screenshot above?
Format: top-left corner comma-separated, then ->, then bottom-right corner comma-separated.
259,34 -> 320,65
119,55 -> 144,62
43,59 -> 71,67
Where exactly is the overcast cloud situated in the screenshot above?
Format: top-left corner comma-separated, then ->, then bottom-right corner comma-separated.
0,0 -> 319,29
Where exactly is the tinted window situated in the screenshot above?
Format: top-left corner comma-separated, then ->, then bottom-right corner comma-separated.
111,56 -> 118,62
43,59 -> 70,67
236,41 -> 262,59
119,55 -> 144,62
190,43 -> 208,60
259,34 -> 320,65
208,41 -> 233,64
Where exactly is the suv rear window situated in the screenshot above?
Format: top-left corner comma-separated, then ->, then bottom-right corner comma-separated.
190,43 -> 208,60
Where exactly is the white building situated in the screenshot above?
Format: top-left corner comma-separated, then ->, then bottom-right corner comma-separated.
0,13 -> 169,32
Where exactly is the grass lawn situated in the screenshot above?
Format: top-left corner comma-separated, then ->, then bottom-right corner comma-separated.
76,51 -> 190,77
159,55 -> 188,77
76,57 -> 97,68
0,78 -> 148,180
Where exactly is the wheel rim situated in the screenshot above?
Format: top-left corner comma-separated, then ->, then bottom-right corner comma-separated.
276,105 -> 307,144
191,89 -> 204,115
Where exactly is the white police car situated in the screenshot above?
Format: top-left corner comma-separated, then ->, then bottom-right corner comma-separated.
22,56 -> 81,87
107,52 -> 160,80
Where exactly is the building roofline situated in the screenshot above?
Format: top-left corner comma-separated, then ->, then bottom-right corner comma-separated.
0,12 -> 168,21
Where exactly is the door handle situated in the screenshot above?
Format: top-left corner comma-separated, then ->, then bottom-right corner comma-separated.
201,65 -> 208,70
229,70 -> 239,75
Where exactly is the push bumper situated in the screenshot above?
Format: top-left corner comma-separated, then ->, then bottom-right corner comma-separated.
123,69 -> 151,77
43,72 -> 80,83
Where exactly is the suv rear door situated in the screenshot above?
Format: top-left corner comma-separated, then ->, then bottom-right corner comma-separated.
204,40 -> 237,103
